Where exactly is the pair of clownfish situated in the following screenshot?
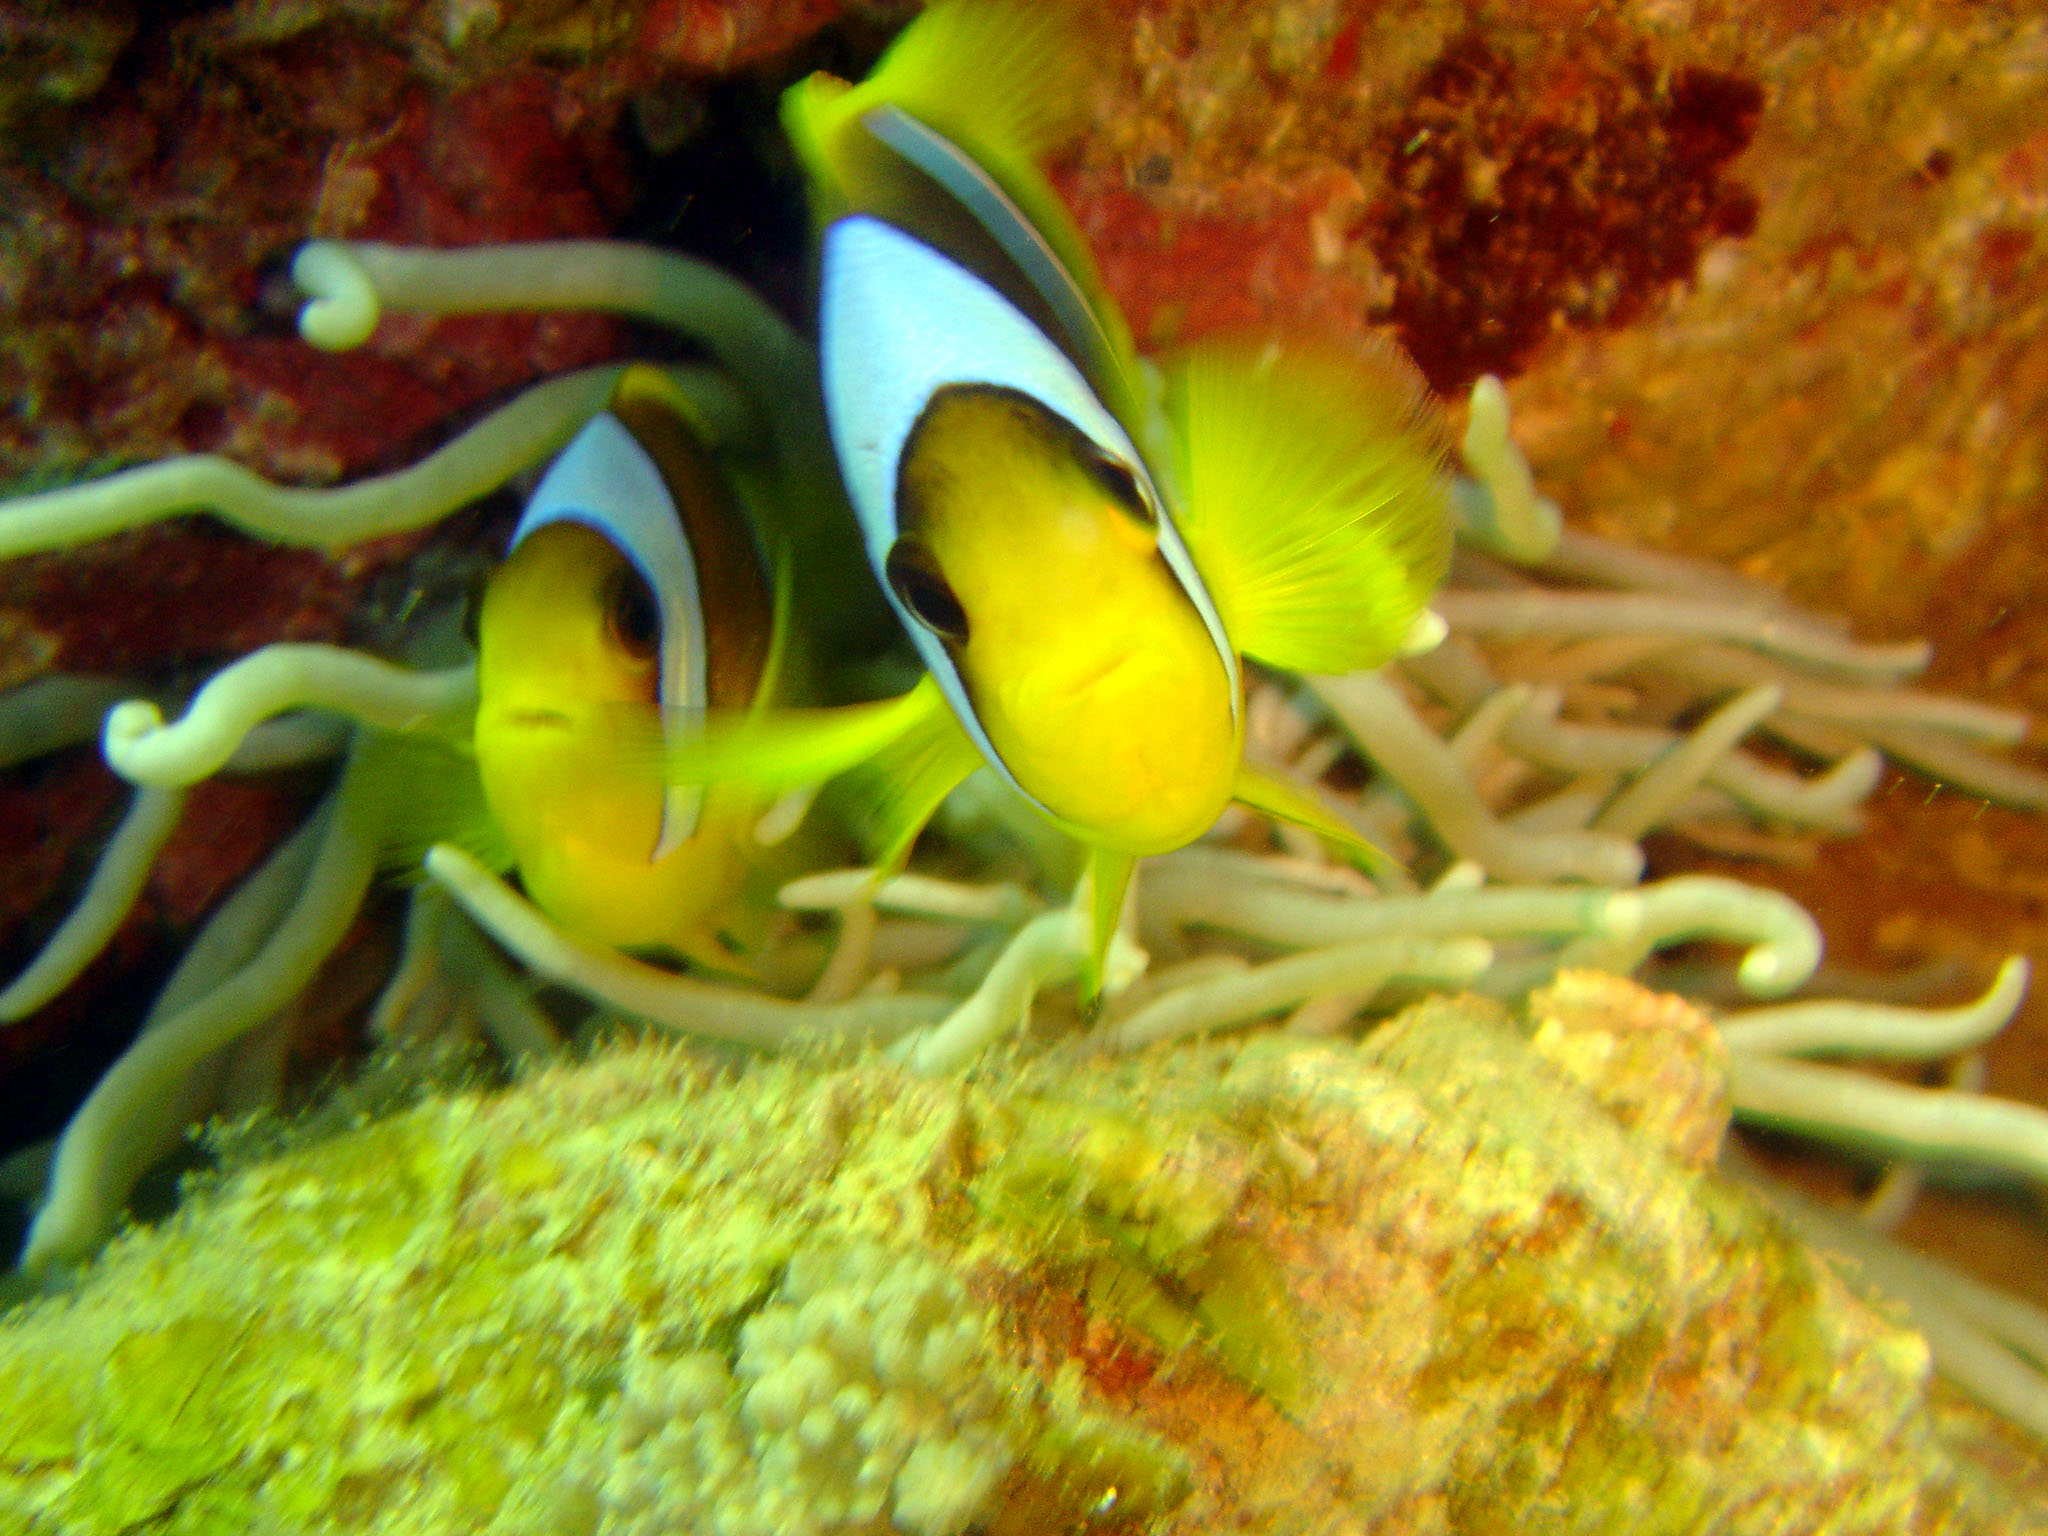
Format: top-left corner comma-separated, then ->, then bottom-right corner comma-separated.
472,1 -> 1451,993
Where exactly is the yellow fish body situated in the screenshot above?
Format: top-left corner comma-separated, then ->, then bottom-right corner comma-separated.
671,1 -> 1454,990
889,380 -> 1238,856
473,366 -> 781,967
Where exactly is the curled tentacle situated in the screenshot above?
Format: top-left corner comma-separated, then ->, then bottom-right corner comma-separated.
294,240 -> 818,477
1575,877 -> 1821,997
104,649 -> 474,787
1720,955 -> 2030,1059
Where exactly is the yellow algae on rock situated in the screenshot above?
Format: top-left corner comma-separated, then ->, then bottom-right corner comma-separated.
1527,969 -> 1733,1169
0,980 -> 2041,1535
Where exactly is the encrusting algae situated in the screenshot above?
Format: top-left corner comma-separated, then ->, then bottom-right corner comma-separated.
2,972 -> 2042,1535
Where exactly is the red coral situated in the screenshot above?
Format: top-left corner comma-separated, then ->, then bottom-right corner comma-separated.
1063,176 -> 1392,356
0,526 -> 355,676
1368,34 -> 1762,393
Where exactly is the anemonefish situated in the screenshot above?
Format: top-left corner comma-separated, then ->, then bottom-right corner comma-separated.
471,365 -> 786,968
669,1 -> 1452,994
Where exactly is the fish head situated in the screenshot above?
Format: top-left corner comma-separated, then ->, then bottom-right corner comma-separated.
473,377 -> 774,955
888,383 -> 1241,853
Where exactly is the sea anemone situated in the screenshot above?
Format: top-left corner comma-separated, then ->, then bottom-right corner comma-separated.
0,229 -> 2043,1450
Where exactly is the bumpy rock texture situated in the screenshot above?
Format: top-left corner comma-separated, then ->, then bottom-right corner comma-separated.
0,975 -> 2040,1533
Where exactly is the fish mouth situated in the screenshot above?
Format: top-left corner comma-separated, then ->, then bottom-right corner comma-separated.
1062,652 -> 1136,700
495,707 -> 577,732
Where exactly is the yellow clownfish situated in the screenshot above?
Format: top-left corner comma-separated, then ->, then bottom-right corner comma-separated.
667,1 -> 1452,992
472,365 -> 783,968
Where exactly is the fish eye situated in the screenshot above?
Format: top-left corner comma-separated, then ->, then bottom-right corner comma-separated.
1078,443 -> 1154,526
603,564 -> 661,660
884,536 -> 970,646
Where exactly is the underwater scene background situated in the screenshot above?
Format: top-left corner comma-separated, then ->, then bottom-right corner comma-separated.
0,0 -> 2045,1530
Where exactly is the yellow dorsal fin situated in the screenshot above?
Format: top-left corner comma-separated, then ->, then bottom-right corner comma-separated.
783,0 -> 1145,427
855,0 -> 1094,173
1163,336 -> 1453,675
785,0 -> 1093,220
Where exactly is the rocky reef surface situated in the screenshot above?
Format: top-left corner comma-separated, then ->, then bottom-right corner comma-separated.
1,973 -> 2040,1534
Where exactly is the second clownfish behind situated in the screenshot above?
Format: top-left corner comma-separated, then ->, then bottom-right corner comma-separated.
472,365 -> 785,969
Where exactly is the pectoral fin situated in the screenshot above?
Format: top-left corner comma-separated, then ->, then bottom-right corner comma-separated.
1081,845 -> 1137,1013
842,697 -> 986,873
1163,337 -> 1452,675
352,728 -> 515,882
1233,762 -> 1402,884
657,674 -> 952,798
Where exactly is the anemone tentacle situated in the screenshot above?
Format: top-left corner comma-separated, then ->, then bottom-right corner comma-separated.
1719,955 -> 2030,1059
779,867 -> 1039,925
0,367 -> 628,558
0,785 -> 184,1023
894,903 -> 1144,1074
294,241 -> 826,485
0,676 -> 128,765
3,219 -> 2047,1461
103,649 -> 475,786
1451,374 -> 1561,562
422,842 -> 948,1049
1098,934 -> 1492,1054
23,762 -> 378,1270
1434,589 -> 1935,682
1744,1164 -> 2048,1441
1589,684 -> 1784,841
1308,671 -> 1645,884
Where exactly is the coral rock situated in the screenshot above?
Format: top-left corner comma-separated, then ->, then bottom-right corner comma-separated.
1,978 -> 2039,1533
